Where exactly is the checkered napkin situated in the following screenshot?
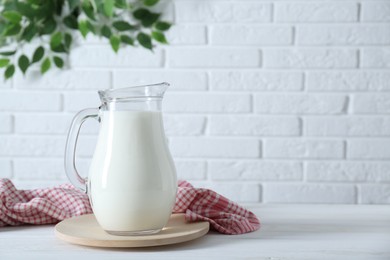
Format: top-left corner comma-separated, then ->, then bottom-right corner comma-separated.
0,178 -> 260,234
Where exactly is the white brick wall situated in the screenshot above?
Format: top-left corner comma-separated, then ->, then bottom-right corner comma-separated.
0,160 -> 12,179
361,2 -> 390,22
210,25 -> 293,45
361,48 -> 390,68
264,139 -> 345,159
210,71 -> 303,91
168,48 -> 260,67
0,114 -> 12,133
263,183 -> 356,204
255,94 -> 347,114
296,25 -> 390,45
306,71 -> 390,91
1,0 -> 389,205
274,2 -> 358,22
262,49 -> 357,68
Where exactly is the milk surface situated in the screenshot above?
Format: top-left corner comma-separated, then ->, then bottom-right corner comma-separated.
88,111 -> 177,233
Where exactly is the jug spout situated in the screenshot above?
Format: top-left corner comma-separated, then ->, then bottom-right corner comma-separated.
98,82 -> 170,103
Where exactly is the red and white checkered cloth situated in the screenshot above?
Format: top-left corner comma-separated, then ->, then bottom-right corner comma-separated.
0,178 -> 260,235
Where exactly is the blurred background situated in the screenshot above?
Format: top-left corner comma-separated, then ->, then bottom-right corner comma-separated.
0,0 -> 389,204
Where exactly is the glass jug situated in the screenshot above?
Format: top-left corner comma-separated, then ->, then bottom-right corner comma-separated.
64,82 -> 177,236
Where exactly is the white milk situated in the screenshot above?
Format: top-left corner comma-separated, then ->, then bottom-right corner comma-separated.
88,111 -> 177,234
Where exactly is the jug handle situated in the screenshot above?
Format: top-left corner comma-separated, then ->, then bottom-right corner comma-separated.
64,108 -> 99,193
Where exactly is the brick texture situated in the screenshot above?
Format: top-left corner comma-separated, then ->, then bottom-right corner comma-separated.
359,184 -> 390,204
0,160 -> 12,178
209,116 -> 300,136
263,49 -> 357,68
361,48 -> 390,68
352,94 -> 390,114
361,2 -> 390,22
210,25 -> 293,46
274,2 -> 358,22
306,162 -> 390,182
209,161 -> 303,181
175,160 -> 207,180
263,183 -> 356,204
113,70 -> 208,91
305,116 -> 390,136
14,70 -> 111,89
164,115 -> 206,136
0,92 -> 61,112
169,138 -> 260,158
168,48 -> 260,68
307,71 -> 390,91
164,93 -> 252,113
255,94 -> 347,114
264,139 -> 345,159
210,71 -> 303,91
348,140 -> 390,159
0,114 -> 12,133
0,0 -> 389,204
166,25 -> 207,45
175,2 -> 272,23
70,46 -> 164,68
297,25 -> 390,45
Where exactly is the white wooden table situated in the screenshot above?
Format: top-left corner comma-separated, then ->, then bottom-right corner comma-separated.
1,204 -> 389,260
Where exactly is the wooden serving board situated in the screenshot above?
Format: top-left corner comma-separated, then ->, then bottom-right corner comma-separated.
55,213 -> 209,248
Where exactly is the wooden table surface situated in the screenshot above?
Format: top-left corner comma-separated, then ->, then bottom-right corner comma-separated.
1,204 -> 389,260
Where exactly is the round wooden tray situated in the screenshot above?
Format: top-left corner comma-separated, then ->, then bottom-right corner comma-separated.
55,214 -> 209,248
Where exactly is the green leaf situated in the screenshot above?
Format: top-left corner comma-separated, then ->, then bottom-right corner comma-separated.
133,8 -> 149,19
112,21 -> 134,31
109,35 -> 120,53
137,32 -> 152,50
21,22 -> 37,42
50,32 -> 63,49
3,11 -> 22,24
52,44 -> 67,53
86,21 -> 96,34
115,0 -> 127,9
78,20 -> 89,38
41,57 -> 51,74
133,8 -> 160,27
0,22 -> 6,36
104,0 -> 114,17
3,0 -> 17,10
18,55 -> 29,74
155,21 -> 171,31
64,33 -> 72,50
34,4 -> 50,19
151,31 -> 167,44
16,2 -> 34,19
0,50 -> 16,56
4,64 -> 15,80
32,46 -> 44,63
120,35 -> 133,45
68,0 -> 80,10
4,24 -> 21,36
0,58 -> 10,68
53,56 -> 64,68
54,0 -> 64,15
27,0 -> 43,5
142,13 -> 160,27
143,0 -> 159,6
63,15 -> 78,29
82,1 -> 95,20
101,25 -> 112,38
96,2 -> 104,13
41,18 -> 56,35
